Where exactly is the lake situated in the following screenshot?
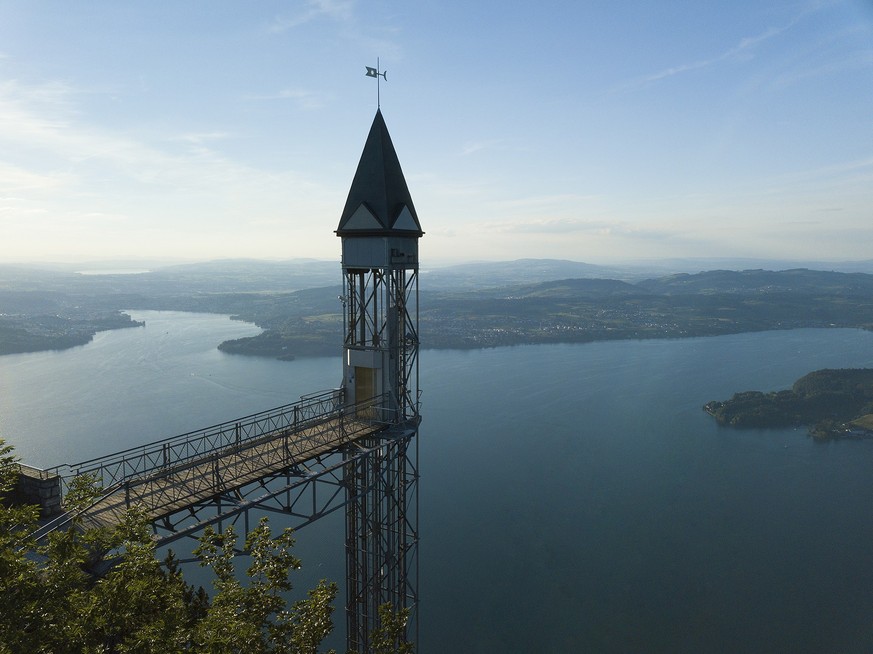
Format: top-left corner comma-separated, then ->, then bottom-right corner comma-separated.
2,312 -> 873,652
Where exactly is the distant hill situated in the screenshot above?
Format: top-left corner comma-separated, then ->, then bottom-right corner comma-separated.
423,259 -> 622,289
7,257 -> 873,294
5,261 -> 873,358
418,267 -> 873,350
500,277 -> 644,299
627,258 -> 873,276
637,268 -> 873,295
425,258 -> 873,287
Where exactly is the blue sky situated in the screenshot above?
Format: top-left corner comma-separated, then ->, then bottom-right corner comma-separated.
0,0 -> 871,265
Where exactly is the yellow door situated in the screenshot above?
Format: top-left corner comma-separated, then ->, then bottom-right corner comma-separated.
354,366 -> 376,418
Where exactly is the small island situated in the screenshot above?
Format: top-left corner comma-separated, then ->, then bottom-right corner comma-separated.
704,368 -> 873,440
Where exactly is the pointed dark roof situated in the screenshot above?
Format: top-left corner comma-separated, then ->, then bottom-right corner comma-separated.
336,109 -> 423,237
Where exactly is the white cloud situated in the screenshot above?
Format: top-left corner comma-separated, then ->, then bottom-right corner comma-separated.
0,77 -> 315,194
172,132 -> 232,145
769,43 -> 873,90
268,0 -> 355,32
614,12 -> 801,93
0,75 -> 341,261
461,140 -> 502,156
488,217 -> 617,235
0,162 -> 73,192
244,87 -> 327,110
488,193 -> 598,212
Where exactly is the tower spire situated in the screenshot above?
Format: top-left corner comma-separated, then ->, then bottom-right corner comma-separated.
336,109 -> 423,237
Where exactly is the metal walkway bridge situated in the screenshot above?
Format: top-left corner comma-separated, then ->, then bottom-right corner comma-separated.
32,389 -> 415,549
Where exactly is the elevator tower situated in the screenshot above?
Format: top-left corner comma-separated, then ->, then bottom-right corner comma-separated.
337,109 -> 423,650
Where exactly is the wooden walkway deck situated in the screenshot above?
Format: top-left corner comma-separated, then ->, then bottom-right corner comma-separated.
76,414 -> 385,532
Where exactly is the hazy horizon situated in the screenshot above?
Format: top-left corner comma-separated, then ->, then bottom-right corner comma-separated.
1,1 -> 872,264
6,254 -> 873,277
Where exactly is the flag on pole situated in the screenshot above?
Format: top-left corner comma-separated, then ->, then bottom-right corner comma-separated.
366,60 -> 387,108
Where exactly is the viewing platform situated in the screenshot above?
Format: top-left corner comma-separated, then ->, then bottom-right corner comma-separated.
26,390 -> 398,542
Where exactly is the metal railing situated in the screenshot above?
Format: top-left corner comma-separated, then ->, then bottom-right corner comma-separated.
28,391 -> 405,542
47,389 -> 352,493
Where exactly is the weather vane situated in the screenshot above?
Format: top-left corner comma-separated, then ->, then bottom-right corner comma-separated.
365,58 -> 387,109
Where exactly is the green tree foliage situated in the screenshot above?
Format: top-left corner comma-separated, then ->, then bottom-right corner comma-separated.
0,440 -> 41,654
370,604 -> 413,654
0,459 -> 335,652
190,522 -> 338,653
0,439 -> 414,653
705,368 -> 873,432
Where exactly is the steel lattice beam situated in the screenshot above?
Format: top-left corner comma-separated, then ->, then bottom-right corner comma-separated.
345,427 -> 419,653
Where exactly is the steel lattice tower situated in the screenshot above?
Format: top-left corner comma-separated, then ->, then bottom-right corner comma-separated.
336,109 -> 423,651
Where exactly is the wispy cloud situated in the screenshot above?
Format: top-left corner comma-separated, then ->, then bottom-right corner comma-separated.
470,215 -> 717,263
461,140 -> 502,156
244,88 -> 327,110
266,0 -> 403,62
0,76 -> 333,241
613,13 -> 801,93
2,79 -> 225,184
769,42 -> 873,90
0,162 -> 73,192
487,193 -> 599,214
762,156 -> 873,194
268,0 -> 355,32
172,132 -> 232,145
460,142 -> 487,156
489,217 -> 618,235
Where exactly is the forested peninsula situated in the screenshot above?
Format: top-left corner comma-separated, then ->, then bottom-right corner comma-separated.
0,311 -> 143,355
704,369 -> 873,440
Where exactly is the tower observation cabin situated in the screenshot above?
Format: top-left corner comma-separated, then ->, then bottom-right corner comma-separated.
336,109 -> 423,425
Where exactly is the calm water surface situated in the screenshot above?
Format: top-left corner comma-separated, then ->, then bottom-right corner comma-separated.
2,313 -> 873,652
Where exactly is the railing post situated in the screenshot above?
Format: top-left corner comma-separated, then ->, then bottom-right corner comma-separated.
235,423 -> 241,448
125,480 -> 130,508
340,399 -> 346,443
287,407 -> 298,465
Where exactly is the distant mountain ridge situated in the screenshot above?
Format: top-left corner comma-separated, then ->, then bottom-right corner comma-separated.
636,268 -> 873,295
4,261 -> 873,357
422,259 -> 619,288
6,257 -> 873,293
425,258 -> 873,287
